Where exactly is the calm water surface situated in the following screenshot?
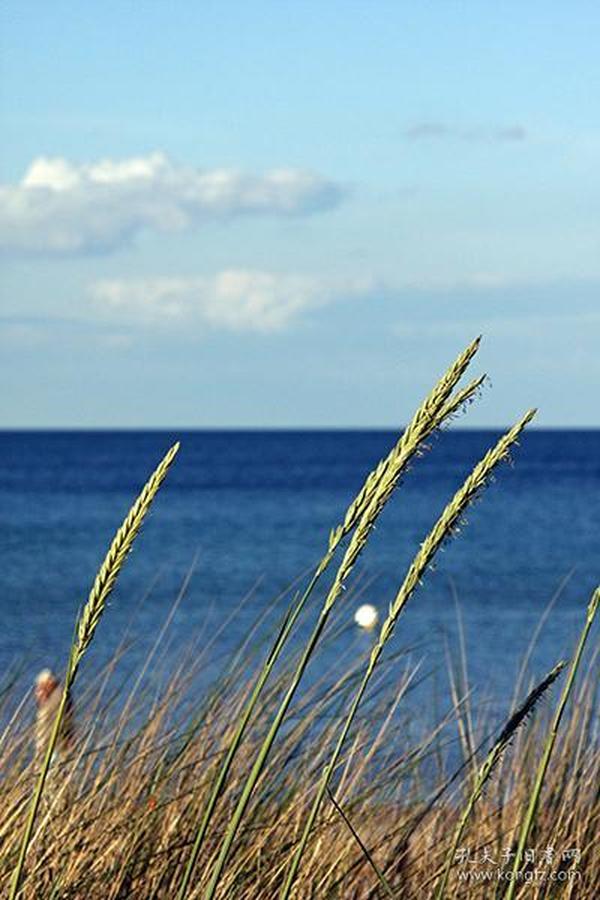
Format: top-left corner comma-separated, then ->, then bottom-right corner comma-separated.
1,429 -> 598,721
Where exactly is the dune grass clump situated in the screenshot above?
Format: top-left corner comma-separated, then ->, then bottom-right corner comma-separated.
434,661 -> 567,900
1,338 -> 598,899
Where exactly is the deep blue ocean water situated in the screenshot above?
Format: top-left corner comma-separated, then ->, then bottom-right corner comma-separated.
1,429 -> 598,724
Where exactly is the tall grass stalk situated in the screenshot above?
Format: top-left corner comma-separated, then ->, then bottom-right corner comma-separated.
200,338 -> 483,899
280,410 -> 536,899
9,442 -> 179,900
434,661 -> 566,900
326,786 -> 396,899
504,585 -> 599,900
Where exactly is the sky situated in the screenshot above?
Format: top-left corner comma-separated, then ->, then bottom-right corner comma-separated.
1,2 -> 599,428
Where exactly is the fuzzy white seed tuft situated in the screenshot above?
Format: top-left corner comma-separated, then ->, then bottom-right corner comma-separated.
354,604 -> 378,629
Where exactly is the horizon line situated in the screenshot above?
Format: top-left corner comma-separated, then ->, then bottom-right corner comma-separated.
1,424 -> 599,433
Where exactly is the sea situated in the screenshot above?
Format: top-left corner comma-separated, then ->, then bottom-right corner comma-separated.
1,429 -> 598,729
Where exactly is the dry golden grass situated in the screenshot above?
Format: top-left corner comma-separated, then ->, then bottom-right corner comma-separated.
2,339 -> 598,899
0,620 -> 597,899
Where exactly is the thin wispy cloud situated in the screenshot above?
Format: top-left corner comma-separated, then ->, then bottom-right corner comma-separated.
494,125 -> 527,141
89,270 -> 375,333
88,270 -> 538,335
403,122 -> 527,142
0,153 -> 346,256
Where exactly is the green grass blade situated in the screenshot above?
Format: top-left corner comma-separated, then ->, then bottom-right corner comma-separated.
433,661 -> 566,900
504,586 -> 599,900
176,578 -> 316,900
198,339 -> 483,900
279,410 -> 535,899
9,442 -> 179,900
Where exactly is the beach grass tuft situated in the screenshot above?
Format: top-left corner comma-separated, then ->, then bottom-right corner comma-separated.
1,343 -> 598,900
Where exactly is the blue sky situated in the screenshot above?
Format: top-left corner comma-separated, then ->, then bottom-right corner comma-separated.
1,2 -> 599,427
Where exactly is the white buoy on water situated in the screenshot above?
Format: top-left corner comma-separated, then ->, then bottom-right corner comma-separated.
354,603 -> 378,630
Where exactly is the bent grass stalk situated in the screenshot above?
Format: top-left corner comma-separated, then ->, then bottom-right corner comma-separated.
9,442 -> 179,900
504,585 -> 599,900
178,350 -> 485,900
200,338 -> 483,899
280,409 -> 536,899
326,786 -> 396,900
434,661 -> 566,900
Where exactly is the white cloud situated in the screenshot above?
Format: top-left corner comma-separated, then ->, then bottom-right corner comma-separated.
0,153 -> 345,256
89,270 -> 375,333
88,270 -> 542,335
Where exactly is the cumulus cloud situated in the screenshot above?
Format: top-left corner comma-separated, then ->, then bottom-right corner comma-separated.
0,153 -> 345,256
403,122 -> 527,142
89,270 -> 374,333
